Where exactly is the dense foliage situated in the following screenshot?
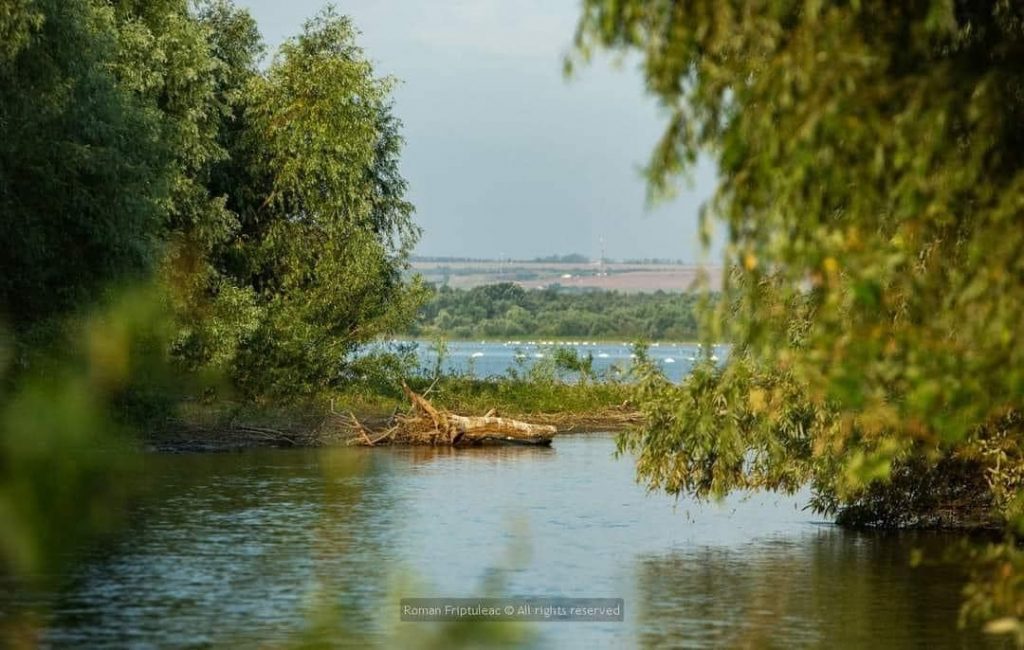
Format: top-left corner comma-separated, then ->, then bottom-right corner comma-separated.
202,7 -> 426,398
573,0 -> 1024,630
0,0 -> 168,338
0,0 -> 424,398
411,283 -> 706,340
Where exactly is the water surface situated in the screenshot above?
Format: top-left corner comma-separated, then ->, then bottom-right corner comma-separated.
13,434 -> 1001,648
400,339 -> 727,382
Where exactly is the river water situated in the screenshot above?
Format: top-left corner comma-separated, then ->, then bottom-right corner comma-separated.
13,434 -> 1001,649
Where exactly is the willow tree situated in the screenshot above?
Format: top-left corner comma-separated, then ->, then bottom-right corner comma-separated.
225,9 -> 426,398
99,2 -> 425,398
572,0 -> 1024,628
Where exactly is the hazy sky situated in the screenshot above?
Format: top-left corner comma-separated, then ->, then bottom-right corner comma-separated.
236,0 -> 721,262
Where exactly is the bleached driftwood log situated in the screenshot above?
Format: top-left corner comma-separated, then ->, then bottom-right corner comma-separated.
446,412 -> 557,445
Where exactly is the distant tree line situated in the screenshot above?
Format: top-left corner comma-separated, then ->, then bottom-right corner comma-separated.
530,253 -> 590,264
411,256 -> 496,263
408,283 -> 710,340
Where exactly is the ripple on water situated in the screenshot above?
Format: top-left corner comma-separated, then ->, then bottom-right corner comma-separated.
14,434 -> 999,649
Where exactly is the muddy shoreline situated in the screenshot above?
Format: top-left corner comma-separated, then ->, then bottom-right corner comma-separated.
144,410 -> 639,453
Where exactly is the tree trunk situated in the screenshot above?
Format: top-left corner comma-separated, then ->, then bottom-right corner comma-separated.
447,414 -> 557,445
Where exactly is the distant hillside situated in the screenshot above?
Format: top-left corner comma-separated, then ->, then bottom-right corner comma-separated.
409,259 -> 722,293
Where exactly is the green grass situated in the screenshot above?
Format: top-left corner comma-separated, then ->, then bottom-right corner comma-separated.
408,376 -> 630,416
329,376 -> 631,420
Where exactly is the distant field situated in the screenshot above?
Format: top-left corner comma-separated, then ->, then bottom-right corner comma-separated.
410,260 -> 723,292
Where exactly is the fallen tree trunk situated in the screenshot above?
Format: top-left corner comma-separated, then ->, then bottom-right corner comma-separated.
348,384 -> 557,447
447,413 -> 557,444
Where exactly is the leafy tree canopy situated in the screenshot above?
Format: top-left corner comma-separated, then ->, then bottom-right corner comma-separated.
574,0 -> 1024,522
225,9 -> 426,398
1,1 -> 425,399
573,0 -> 1024,625
0,0 -> 168,338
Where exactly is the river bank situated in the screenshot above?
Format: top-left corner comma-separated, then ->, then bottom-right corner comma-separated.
144,377 -> 638,453
146,411 -> 641,453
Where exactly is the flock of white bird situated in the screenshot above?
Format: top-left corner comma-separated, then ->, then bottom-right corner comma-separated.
458,341 -> 726,363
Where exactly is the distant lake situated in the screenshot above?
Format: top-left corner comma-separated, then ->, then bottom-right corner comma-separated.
389,340 -> 728,383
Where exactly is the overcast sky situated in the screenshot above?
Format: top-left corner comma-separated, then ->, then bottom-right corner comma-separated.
236,0 -> 721,262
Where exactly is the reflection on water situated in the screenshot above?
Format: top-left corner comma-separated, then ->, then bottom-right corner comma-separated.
5,434 -> 1005,648
634,531 -> 996,649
